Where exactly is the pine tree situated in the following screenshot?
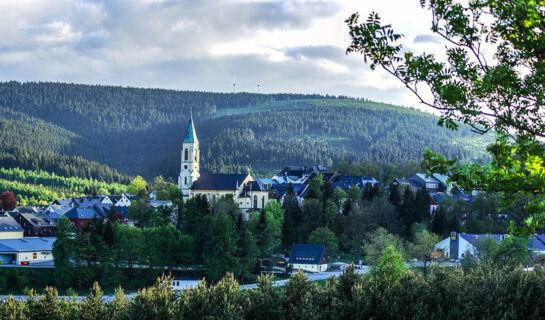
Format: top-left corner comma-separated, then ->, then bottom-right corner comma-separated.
388,184 -> 401,207
431,206 -> 448,238
282,183 -> 302,251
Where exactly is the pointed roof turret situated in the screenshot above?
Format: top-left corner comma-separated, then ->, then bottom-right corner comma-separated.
184,115 -> 198,143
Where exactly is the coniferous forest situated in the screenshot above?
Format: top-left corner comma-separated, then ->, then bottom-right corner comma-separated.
0,81 -> 491,181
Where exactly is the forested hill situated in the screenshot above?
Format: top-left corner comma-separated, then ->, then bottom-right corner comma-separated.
0,81 -> 491,181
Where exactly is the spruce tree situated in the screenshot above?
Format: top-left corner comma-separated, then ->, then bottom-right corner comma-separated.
282,183 -> 302,251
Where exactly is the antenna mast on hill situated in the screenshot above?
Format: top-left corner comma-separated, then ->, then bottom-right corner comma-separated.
232,82 -> 236,93
257,84 -> 260,93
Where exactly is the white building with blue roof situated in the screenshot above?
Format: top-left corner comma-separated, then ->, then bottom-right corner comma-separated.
289,243 -> 328,272
435,232 -> 509,260
0,237 -> 55,265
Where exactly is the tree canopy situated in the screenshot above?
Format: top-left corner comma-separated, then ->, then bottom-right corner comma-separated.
347,0 -> 545,236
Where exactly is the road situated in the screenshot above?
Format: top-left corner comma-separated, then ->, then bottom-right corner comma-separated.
240,266 -> 370,290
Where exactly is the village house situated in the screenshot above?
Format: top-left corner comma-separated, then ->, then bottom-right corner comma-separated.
10,211 -> 57,237
0,212 -> 24,239
434,232 -> 509,260
289,243 -> 328,272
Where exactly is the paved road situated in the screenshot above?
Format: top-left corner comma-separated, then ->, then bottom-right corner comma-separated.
240,267 -> 370,290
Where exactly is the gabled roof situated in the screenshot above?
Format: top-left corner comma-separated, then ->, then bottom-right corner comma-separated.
0,237 -> 55,252
109,195 -> 127,203
248,181 -> 265,191
308,172 -> 337,184
184,115 -> 198,143
410,173 -> 441,186
0,214 -> 24,232
46,205 -> 72,216
272,183 -> 308,199
53,199 -> 72,206
191,173 -> 250,190
65,207 -> 106,220
15,206 -> 39,214
71,196 -> 111,208
289,243 -> 327,265
19,213 -> 56,227
460,234 -> 507,245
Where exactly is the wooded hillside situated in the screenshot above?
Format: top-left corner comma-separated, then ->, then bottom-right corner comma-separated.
0,81 -> 491,180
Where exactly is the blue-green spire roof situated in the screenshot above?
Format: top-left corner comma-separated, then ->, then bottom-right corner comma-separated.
184,115 -> 198,143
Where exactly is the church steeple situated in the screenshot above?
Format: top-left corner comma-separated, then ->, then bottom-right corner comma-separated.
184,115 -> 198,143
178,114 -> 200,195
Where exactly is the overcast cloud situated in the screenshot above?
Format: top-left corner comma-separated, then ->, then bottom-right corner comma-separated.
0,0 -> 441,106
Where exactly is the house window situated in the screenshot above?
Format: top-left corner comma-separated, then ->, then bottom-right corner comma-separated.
254,195 -> 258,209
184,148 -> 189,161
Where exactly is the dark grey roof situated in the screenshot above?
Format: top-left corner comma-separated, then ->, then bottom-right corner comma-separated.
109,195 -> 123,202
53,199 -> 72,206
289,243 -> 327,265
248,181 -> 265,191
278,165 -> 327,179
15,206 -> 39,214
0,214 -> 24,232
272,183 -> 308,198
191,173 -> 250,190
19,213 -> 57,227
65,206 -> 107,219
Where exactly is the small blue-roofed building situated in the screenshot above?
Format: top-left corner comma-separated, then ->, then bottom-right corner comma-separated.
289,243 -> 328,272
0,237 -> 55,265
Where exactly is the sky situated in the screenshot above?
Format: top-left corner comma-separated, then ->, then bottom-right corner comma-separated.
0,0 -> 445,107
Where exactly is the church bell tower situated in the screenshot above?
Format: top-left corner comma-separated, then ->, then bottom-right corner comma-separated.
178,114 -> 200,195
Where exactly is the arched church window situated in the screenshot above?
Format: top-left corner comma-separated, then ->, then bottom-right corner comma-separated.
184,148 -> 188,161
254,195 -> 258,209
195,150 -> 197,161
262,196 -> 265,208
184,177 -> 187,185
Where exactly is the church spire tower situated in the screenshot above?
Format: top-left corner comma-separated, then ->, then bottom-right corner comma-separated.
178,114 -> 200,195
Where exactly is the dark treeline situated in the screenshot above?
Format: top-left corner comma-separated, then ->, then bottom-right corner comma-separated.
0,146 -> 130,184
0,264 -> 543,319
0,81 -> 490,180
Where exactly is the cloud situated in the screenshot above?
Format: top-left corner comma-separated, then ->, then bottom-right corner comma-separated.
0,0 -> 430,107
413,34 -> 442,44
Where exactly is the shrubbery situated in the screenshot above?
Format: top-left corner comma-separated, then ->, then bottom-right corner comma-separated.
1,263 -> 544,319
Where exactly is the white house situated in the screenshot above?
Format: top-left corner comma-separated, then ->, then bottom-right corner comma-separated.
289,243 -> 328,272
435,232 -> 508,260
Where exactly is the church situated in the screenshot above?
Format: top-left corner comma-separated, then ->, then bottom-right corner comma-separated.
178,116 -> 269,214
